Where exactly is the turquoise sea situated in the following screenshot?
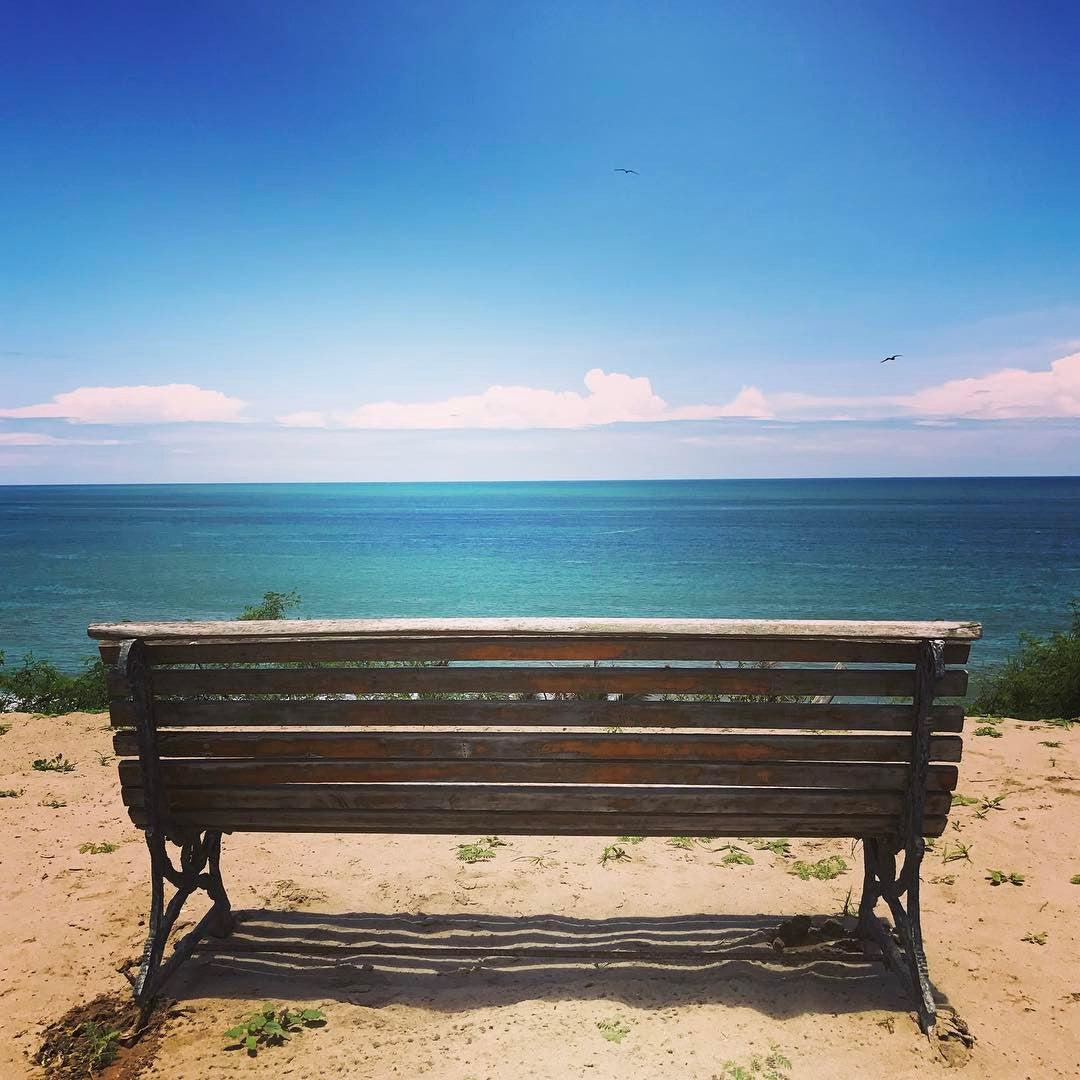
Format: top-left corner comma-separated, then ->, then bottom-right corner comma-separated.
2,478 -> 1079,671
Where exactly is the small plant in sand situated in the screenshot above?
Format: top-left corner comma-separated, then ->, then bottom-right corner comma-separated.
985,868 -> 1024,886
1043,717 -> 1075,730
600,844 -> 630,866
0,788 -> 24,798
951,793 -> 979,807
514,853 -> 558,870
668,836 -> 716,851
1070,874 -> 1080,885
974,794 -> 1007,819
1040,740 -> 1063,748
721,849 -> 755,867
33,753 -> 76,772
931,874 -> 956,885
0,723 -> 10,736
743,837 -> 791,857
94,750 -> 113,766
1021,931 -> 1047,946
789,855 -> 846,881
40,796 -> 67,808
224,1003 -> 325,1056
719,1042 -> 793,1079
941,842 -> 972,864
973,725 -> 1003,738
455,836 -> 508,863
617,835 -> 645,845
595,1017 -> 631,1043
456,842 -> 496,864
79,841 -> 120,855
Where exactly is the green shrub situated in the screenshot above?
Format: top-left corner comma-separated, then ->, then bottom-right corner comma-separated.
970,599 -> 1080,721
0,653 -> 108,715
238,590 -> 301,621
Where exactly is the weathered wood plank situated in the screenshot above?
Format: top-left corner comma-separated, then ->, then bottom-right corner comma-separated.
112,730 -> 964,763
88,616 -> 983,642
96,636 -> 971,666
118,758 -> 959,791
121,782 -> 952,817
124,807 -> 949,837
108,698 -> 966,733
108,664 -> 967,698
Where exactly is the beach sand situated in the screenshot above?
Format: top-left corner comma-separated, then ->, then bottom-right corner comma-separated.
1,712 -> 1077,1079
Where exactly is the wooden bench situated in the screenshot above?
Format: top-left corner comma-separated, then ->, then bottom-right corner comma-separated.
90,616 -> 980,1031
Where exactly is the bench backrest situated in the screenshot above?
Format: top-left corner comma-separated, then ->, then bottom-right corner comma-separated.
91,618 -> 978,840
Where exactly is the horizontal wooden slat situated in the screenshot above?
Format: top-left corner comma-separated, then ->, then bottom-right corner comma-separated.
96,636 -> 971,667
118,758 -> 959,791
121,782 -> 951,817
88,616 -> 984,642
125,807 -> 949,837
108,665 -> 968,698
113,730 -> 963,763
108,698 -> 966,733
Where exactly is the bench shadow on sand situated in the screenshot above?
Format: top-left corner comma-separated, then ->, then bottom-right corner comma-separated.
166,908 -> 946,1019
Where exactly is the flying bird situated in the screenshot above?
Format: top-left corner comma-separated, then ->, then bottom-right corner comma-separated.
614,168 -> 639,175
880,354 -> 902,364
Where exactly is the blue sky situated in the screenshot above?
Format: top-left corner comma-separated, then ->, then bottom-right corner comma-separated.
1,1 -> 1078,481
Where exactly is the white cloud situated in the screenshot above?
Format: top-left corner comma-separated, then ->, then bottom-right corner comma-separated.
0,432 -> 125,446
0,383 -> 248,424
907,351 -> 1080,419
722,352 -> 1080,423
279,368 -> 767,430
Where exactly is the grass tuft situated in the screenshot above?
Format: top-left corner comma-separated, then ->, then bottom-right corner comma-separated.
941,842 -> 972,864
600,844 -> 630,866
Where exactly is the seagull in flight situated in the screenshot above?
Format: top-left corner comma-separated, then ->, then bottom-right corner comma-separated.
614,168 -> 639,175
880,354 -> 902,364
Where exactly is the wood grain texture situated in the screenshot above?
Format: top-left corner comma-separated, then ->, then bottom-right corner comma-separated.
96,636 -> 971,666
124,807 -> 950,837
118,758 -> 959,791
107,664 -> 967,698
112,729 -> 964,763
88,616 -> 983,642
120,782 -> 952,817
108,698 -> 966,732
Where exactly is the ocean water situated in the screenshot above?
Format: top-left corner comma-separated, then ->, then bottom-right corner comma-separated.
1,478 -> 1079,671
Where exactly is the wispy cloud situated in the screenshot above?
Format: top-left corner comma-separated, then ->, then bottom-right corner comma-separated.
0,383 -> 248,424
278,368 -> 768,430
764,352 -> 1080,422
0,432 -> 125,446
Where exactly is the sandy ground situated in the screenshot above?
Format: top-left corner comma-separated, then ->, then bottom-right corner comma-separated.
1,712 -> 1078,1079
